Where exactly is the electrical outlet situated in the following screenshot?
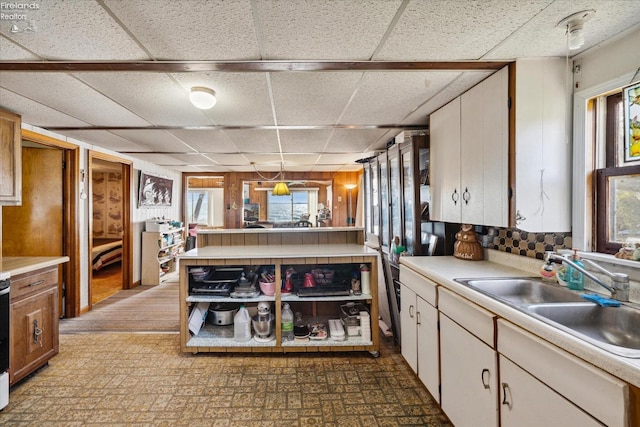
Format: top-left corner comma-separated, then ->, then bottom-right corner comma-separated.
337,196 -> 342,202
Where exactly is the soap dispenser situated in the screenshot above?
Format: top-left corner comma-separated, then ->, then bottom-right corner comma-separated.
567,249 -> 585,291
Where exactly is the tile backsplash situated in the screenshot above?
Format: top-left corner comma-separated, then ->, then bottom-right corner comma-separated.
479,227 -> 572,260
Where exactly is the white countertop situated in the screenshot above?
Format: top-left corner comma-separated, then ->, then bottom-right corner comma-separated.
400,255 -> 640,389
180,243 -> 378,259
197,226 -> 364,234
0,256 -> 70,277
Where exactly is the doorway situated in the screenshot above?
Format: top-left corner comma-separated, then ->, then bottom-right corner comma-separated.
88,151 -> 132,308
1,131 -> 80,318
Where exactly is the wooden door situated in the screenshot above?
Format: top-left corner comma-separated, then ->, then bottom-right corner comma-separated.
2,146 -> 63,256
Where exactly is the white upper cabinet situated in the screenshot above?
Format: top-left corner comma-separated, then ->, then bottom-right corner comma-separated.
430,67 -> 509,227
514,58 -> 571,232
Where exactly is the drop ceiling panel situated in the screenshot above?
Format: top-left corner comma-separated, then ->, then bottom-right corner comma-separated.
1,0 -> 148,60
341,71 -> 461,124
324,128 -> 390,153
282,154 -> 322,166
173,72 -> 274,126
123,153 -> 189,166
103,0 -> 260,60
485,1 -> 640,59
257,0 -> 403,59
318,153 -> 372,165
0,89 -> 90,127
225,129 -> 280,153
376,0 -> 554,61
243,154 -> 283,168
58,130 -> 150,152
0,38 -> 39,60
279,129 -> 334,153
110,130 -> 196,152
270,72 -> 362,125
74,72 -> 207,126
200,153 -> 249,166
168,130 -> 239,153
0,73 -> 152,126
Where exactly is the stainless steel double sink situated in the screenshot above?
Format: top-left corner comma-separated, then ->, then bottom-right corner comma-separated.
454,277 -> 640,358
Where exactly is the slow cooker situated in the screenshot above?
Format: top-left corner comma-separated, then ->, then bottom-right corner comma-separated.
208,303 -> 240,325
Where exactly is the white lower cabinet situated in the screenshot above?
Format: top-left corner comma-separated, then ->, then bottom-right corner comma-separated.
498,319 -> 628,427
399,266 -> 439,402
499,355 -> 602,427
439,289 -> 498,427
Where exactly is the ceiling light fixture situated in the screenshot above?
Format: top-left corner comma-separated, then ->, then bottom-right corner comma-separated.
189,86 -> 217,109
557,9 -> 595,51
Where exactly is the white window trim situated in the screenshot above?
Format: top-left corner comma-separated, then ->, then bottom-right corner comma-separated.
572,70 -> 639,272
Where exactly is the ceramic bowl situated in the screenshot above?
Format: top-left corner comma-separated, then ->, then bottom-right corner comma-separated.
259,281 -> 276,296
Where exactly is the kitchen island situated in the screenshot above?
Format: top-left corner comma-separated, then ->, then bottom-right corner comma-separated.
179,243 -> 380,355
196,226 -> 364,248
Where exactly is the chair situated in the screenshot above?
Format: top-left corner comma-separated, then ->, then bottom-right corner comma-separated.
293,220 -> 313,227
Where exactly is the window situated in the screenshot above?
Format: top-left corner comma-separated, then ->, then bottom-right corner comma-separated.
267,190 -> 316,222
594,92 -> 640,253
186,188 -> 224,227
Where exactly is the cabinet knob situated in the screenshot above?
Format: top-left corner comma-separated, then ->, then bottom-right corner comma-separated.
515,210 -> 526,224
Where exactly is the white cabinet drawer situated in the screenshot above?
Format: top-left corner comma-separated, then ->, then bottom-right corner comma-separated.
498,319 -> 628,427
399,265 -> 437,306
439,287 -> 495,347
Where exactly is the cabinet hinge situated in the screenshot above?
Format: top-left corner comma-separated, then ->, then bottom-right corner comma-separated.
62,159 -> 66,169
508,97 -> 512,109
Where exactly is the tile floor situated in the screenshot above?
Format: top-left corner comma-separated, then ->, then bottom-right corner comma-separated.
1,333 -> 451,426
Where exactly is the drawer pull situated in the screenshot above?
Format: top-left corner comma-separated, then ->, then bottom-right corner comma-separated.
28,279 -> 46,287
409,304 -> 415,318
501,382 -> 512,409
481,368 -> 490,389
33,319 -> 43,346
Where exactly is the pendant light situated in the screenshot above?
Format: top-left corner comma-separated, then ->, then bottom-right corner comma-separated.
272,163 -> 290,196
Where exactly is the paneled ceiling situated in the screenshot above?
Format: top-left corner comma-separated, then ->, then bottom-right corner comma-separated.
1,0 -> 639,172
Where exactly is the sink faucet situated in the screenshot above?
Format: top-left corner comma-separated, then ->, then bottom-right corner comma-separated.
544,252 -> 630,302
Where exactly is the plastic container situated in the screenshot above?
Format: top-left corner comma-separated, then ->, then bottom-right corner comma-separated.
233,305 -> 252,342
360,264 -> 371,295
567,249 -> 585,291
281,303 -> 294,342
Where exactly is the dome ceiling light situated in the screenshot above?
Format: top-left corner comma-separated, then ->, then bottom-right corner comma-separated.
189,86 -> 217,109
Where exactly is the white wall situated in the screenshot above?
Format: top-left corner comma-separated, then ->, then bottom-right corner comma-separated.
572,26 -> 640,252
21,123 -> 182,309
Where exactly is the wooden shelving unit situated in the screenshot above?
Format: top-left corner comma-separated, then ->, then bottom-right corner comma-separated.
179,242 -> 380,355
141,227 -> 185,285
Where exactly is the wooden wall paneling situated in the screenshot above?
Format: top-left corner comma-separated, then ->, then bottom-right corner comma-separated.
258,233 -> 269,246
244,233 -> 259,246
302,232 -> 319,246
267,233 -> 282,246
318,232 -> 329,245
281,233 -> 302,245
229,234 -> 245,247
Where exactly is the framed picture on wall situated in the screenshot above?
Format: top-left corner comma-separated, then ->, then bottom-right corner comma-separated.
623,81 -> 640,163
138,171 -> 173,207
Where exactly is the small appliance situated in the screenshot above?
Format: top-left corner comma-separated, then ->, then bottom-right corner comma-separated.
252,302 -> 275,342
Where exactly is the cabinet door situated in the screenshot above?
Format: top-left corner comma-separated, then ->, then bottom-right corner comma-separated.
388,147 -> 402,246
416,297 -> 439,403
440,313 -> 498,427
460,67 -> 508,227
10,287 -> 59,385
514,58 -> 570,232
500,356 -> 602,427
0,110 -> 22,205
378,153 -> 390,249
400,284 -> 417,373
430,97 -> 461,223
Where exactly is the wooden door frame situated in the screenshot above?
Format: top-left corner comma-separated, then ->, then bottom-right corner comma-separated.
88,151 -> 133,311
21,130 -> 80,318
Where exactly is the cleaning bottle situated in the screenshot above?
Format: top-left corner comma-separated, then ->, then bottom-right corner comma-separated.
567,249 -> 585,291
234,305 -> 252,342
281,303 -> 294,342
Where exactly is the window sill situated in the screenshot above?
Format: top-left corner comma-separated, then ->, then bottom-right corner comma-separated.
578,251 -> 640,282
